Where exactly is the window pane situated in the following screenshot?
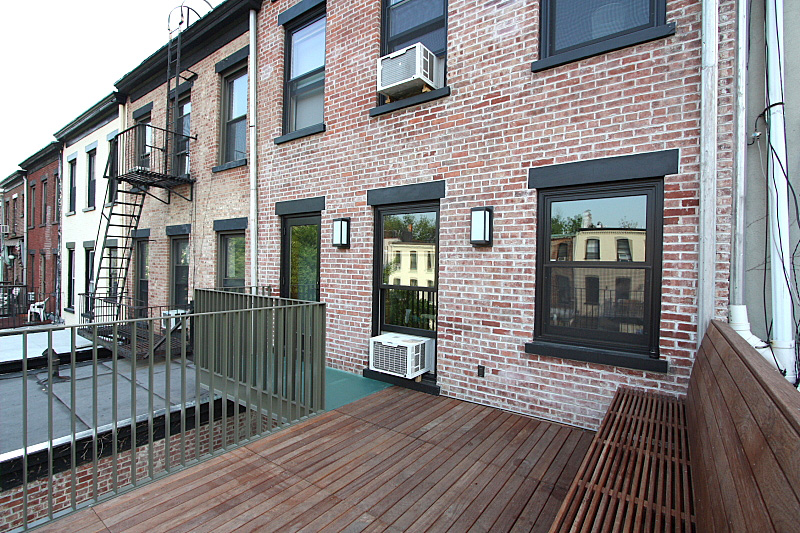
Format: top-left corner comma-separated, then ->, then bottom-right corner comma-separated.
289,72 -> 324,131
226,117 -> 247,161
383,287 -> 437,331
391,24 -> 447,55
547,266 -> 646,334
289,224 -> 320,300
173,239 -> 189,307
389,0 -> 445,39
381,211 -> 437,285
291,17 -> 326,78
550,195 -> 647,263
552,0 -> 652,53
222,234 -> 246,287
229,73 -> 248,119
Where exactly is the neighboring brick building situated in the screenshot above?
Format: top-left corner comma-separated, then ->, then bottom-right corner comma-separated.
1,171 -> 25,285
19,142 -> 61,315
111,0 -> 258,313
253,0 -> 737,429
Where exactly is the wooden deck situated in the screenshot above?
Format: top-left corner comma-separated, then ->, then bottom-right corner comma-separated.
37,387 -> 593,532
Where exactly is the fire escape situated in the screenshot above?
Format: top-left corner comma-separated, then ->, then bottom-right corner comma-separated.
81,6 -> 199,357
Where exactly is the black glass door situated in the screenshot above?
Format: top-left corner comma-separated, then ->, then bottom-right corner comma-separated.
281,215 -> 321,301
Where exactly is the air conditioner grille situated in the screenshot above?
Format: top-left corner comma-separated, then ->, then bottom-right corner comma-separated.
372,342 -> 408,375
381,47 -> 417,87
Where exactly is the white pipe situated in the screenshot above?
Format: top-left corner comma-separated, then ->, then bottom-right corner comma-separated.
698,0 -> 719,345
248,9 -> 258,288
765,0 -> 796,382
730,0 -> 748,306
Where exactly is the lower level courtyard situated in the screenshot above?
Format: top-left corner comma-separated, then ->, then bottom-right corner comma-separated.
37,386 -> 592,532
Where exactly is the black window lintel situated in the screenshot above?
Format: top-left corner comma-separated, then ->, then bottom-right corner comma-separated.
367,180 -> 446,206
215,46 -> 250,73
166,224 -> 191,236
214,217 -> 248,232
132,102 -> 153,121
278,0 -> 325,26
275,196 -> 326,216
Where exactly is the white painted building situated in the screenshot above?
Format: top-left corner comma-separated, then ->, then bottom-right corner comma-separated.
54,94 -> 121,326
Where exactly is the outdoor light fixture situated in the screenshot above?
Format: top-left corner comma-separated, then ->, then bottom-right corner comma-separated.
332,218 -> 350,248
470,207 -> 493,246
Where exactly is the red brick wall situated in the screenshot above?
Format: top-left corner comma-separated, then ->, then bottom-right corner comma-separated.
125,33 -> 252,307
254,0 -> 736,428
25,159 -> 60,305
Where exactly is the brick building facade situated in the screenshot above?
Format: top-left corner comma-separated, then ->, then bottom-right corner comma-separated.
252,0 -> 736,429
19,142 -> 61,311
1,171 -> 26,285
88,0 -> 736,429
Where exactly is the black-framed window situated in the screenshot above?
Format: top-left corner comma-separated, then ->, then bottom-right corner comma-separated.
68,159 -> 77,213
222,69 -> 247,163
175,98 -> 191,175
41,180 -> 47,225
383,0 -> 447,58
171,237 -> 190,307
66,248 -> 75,309
284,12 -> 326,134
85,248 -> 95,293
375,203 -> 439,338
28,184 -> 35,227
86,149 -> 96,208
136,115 -> 152,168
535,179 -> 662,357
218,232 -> 245,288
135,239 -> 149,317
537,0 -> 670,70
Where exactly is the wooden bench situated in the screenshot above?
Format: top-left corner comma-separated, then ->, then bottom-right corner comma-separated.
551,320 -> 800,532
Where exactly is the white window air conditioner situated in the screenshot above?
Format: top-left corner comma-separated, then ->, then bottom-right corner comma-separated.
377,42 -> 441,101
369,332 -> 434,379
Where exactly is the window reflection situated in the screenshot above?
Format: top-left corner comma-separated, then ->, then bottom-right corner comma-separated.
550,195 -> 647,263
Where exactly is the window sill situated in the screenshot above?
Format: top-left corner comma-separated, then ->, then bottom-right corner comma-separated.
369,86 -> 451,117
531,23 -> 676,73
274,123 -> 326,145
212,158 -> 248,173
525,340 -> 668,373
65,211 -> 76,217
64,307 -> 74,314
82,207 -> 96,213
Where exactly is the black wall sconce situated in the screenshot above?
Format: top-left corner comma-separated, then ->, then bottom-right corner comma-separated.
470,207 -> 493,246
332,217 -> 350,248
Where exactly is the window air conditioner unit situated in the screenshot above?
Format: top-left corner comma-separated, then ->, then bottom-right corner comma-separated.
377,42 -> 440,101
369,332 -> 434,379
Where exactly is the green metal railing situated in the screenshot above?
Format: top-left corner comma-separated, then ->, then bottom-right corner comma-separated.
0,290 -> 326,531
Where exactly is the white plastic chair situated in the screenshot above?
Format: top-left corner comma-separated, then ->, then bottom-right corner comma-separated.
28,296 -> 49,322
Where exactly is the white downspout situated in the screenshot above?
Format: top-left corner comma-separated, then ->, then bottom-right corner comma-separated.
248,9 -> 259,288
765,0 -> 796,383
697,0 -> 719,345
728,0 -> 768,350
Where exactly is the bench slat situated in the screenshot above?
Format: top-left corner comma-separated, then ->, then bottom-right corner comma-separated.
550,388 -> 694,533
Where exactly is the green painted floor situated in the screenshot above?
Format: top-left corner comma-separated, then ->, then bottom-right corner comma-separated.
325,367 -> 392,410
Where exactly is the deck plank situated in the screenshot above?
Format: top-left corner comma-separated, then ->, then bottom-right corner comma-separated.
35,386 -> 590,533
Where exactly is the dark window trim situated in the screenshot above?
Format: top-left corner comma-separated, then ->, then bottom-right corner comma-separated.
166,224 -> 191,236
170,236 -> 190,308
220,67 -> 248,164
275,196 -> 325,216
168,80 -> 194,100
83,240 -> 95,249
212,158 -> 248,173
532,24 -> 675,72
132,229 -> 150,239
531,177 -> 665,371
528,149 -> 679,189
278,0 -> 325,26
132,102 -> 153,121
524,340 -> 668,373
65,242 -> 75,250
368,180 -> 446,206
369,86 -> 451,117
274,122 -> 326,145
534,0 -> 673,72
214,217 -> 248,232
215,46 -> 249,73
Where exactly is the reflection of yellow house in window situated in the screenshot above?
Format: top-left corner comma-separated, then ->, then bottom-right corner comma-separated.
573,228 -> 646,262
385,241 -> 436,286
